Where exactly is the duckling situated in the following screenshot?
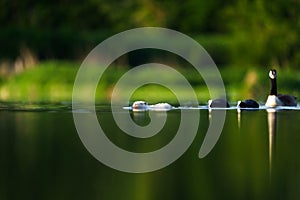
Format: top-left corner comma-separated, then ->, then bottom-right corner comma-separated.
132,101 -> 149,111
149,103 -> 172,111
208,99 -> 230,108
237,99 -> 259,108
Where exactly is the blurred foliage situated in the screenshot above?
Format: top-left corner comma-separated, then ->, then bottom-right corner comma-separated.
0,0 -> 300,68
1,61 -> 300,103
0,61 -> 79,101
223,0 -> 300,67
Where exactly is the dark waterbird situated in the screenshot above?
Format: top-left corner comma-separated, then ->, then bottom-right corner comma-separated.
208,99 -> 230,108
237,99 -> 259,108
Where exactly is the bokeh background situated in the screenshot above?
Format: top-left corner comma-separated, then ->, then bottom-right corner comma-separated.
0,0 -> 300,103
2,2 -> 300,200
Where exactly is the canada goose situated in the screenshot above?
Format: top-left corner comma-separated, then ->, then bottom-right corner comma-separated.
265,69 -> 297,107
237,99 -> 259,108
132,101 -> 149,111
208,99 -> 230,108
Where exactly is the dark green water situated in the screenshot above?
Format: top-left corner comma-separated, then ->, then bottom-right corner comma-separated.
1,105 -> 300,200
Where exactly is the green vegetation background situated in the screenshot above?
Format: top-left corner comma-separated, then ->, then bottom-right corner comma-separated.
0,0 -> 300,103
1,61 -> 299,104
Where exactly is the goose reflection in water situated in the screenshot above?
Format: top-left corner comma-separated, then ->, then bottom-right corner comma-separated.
237,108 -> 278,177
267,108 -> 277,177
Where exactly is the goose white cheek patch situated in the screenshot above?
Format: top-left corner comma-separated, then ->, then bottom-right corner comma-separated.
269,71 -> 276,79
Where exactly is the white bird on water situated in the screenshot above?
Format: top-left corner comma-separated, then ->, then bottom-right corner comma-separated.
131,101 -> 172,111
132,101 -> 149,111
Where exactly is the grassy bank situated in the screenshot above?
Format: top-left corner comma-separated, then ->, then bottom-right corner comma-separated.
0,61 -> 299,105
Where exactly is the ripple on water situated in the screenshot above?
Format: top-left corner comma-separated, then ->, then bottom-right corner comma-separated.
0,102 -> 72,112
124,104 -> 300,111
1,102 -> 300,112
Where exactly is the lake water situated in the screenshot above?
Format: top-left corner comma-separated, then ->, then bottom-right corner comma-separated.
1,103 -> 300,200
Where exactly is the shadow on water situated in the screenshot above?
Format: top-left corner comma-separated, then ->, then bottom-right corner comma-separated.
1,103 -> 300,199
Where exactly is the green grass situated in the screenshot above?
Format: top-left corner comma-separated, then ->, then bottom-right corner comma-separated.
0,61 -> 79,102
0,61 -> 300,104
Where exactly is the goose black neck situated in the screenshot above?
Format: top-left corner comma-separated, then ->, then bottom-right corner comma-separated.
270,78 -> 277,95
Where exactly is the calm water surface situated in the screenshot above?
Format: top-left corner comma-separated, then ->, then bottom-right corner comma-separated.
1,103 -> 300,200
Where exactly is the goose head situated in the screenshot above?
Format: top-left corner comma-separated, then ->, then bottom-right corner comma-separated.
269,69 -> 277,80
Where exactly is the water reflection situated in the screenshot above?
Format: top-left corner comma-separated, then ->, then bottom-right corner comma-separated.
238,108 -> 278,176
237,108 -> 260,130
2,104 -> 300,199
204,109 -> 227,158
267,108 -> 277,177
131,111 -> 151,126
237,109 -> 241,129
